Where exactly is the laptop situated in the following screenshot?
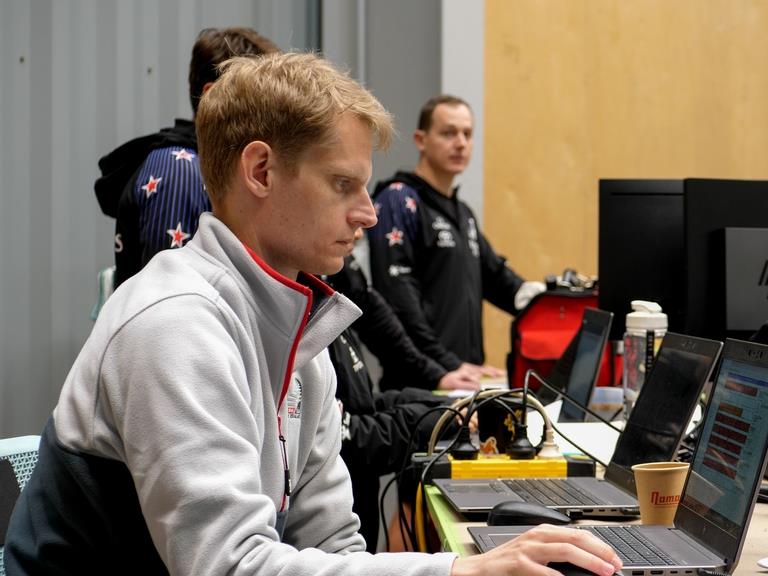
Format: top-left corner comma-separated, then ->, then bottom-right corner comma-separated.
557,308 -> 614,423
469,338 -> 768,576
434,333 -> 722,517
520,308 -> 613,412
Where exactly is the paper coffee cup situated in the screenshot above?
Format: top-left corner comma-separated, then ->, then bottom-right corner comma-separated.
631,462 -> 689,525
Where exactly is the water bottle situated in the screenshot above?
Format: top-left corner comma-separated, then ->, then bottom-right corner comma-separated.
623,300 -> 667,410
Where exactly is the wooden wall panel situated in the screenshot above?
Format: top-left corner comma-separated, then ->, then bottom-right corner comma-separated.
483,0 -> 768,367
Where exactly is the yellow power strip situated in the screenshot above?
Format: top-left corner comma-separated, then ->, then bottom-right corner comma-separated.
449,455 -> 568,479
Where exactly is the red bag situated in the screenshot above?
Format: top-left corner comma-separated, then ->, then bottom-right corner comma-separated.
507,291 -> 616,390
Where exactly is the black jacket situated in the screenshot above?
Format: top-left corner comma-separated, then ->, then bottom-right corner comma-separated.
368,171 -> 525,370
327,256 -> 446,390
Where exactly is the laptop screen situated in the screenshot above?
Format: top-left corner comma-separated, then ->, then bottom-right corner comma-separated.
559,309 -> 612,422
607,334 -> 721,491
683,355 -> 768,536
677,340 -> 768,566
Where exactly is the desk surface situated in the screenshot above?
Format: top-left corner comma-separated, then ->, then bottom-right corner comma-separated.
424,486 -> 768,576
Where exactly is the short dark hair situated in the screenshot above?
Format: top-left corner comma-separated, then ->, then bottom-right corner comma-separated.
417,94 -> 471,131
188,27 -> 279,116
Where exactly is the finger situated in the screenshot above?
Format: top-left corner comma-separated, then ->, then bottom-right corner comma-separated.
546,544 -> 621,576
520,526 -> 622,572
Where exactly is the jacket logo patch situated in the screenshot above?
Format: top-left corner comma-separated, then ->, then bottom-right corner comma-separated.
340,334 -> 366,373
467,218 -> 480,257
437,230 -> 456,248
388,264 -> 412,277
431,216 -> 451,231
286,378 -> 303,419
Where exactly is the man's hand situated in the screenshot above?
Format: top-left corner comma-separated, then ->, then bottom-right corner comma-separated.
437,367 -> 481,391
451,524 -> 622,576
459,362 -> 506,380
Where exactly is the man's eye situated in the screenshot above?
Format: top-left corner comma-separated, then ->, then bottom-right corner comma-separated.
337,178 -> 351,192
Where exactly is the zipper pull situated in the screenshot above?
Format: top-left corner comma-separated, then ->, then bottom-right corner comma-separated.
279,434 -> 292,497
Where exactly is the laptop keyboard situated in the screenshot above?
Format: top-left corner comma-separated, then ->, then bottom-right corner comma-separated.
499,478 -> 600,506
583,525 -> 674,565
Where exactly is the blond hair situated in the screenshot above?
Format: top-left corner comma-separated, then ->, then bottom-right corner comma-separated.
196,52 -> 394,202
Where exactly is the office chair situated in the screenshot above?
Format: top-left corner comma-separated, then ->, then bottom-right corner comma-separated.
90,264 -> 116,320
0,435 -> 41,576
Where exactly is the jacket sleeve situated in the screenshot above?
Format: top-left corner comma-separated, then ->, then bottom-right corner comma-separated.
478,231 -> 526,315
118,147 -> 210,284
368,185 -> 463,370
353,288 -> 447,390
340,394 -> 450,477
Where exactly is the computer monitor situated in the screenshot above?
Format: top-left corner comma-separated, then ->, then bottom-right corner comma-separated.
683,178 -> 768,341
598,179 -> 685,341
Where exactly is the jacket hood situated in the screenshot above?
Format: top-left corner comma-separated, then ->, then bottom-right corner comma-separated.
94,119 -> 197,218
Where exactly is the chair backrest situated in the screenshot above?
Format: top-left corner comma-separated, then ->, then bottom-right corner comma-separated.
0,435 -> 41,576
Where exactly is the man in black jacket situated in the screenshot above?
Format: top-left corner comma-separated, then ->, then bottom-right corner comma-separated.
368,95 -> 545,388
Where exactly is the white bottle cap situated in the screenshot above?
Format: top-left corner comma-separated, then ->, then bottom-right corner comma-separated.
625,300 -> 668,331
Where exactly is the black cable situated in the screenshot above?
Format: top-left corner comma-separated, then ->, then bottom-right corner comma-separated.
399,405 -> 463,551
696,569 -> 729,576
469,394 -> 547,452
379,472 -> 400,552
528,369 -> 624,433
546,418 -> 611,468
380,403 -> 465,552
417,440 -> 460,552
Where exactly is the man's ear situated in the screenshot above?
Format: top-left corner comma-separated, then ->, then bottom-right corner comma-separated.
240,141 -> 273,198
413,129 -> 426,153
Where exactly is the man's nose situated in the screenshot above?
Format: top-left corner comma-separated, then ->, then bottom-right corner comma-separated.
351,191 -> 378,230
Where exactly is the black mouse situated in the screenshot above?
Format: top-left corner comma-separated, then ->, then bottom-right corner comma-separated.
547,562 -> 606,576
486,501 -> 571,526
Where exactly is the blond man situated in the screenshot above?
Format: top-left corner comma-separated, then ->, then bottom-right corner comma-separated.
6,53 -> 620,576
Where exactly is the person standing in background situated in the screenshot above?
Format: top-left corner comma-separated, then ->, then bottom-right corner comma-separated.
368,95 -> 545,389
94,27 -> 278,288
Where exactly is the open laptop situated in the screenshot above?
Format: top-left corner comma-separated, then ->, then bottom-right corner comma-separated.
469,338 -> 768,576
434,333 -> 722,517
556,308 -> 614,423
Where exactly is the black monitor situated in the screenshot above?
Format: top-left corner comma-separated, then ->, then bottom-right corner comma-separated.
598,179 -> 685,341
683,178 -> 768,340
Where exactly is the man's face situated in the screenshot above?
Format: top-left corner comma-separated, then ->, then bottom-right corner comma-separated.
416,103 -> 474,177
262,114 -> 377,278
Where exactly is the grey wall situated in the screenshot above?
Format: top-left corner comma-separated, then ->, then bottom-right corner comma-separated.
322,0 -> 442,192
442,0 -> 484,220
